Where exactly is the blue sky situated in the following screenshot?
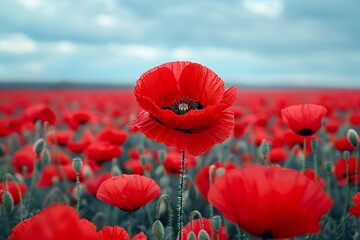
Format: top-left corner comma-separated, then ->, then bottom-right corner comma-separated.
0,0 -> 359,87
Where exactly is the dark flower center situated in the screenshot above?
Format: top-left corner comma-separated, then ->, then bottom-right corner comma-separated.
162,98 -> 203,115
299,128 -> 313,136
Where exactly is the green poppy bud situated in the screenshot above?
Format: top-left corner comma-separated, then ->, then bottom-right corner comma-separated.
33,138 -> 45,155
158,149 -> 166,163
187,231 -> 196,240
42,149 -> 51,164
152,219 -> 165,240
347,129 -> 359,148
212,215 -> 222,231
2,191 -> 14,213
260,141 -> 270,156
72,157 -> 83,173
343,151 -> 350,161
198,229 -> 210,240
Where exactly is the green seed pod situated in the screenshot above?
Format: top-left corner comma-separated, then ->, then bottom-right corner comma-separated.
347,129 -> 359,148
72,157 -> 83,173
311,139 -> 318,151
33,138 -> 46,155
260,141 -> 270,156
2,191 -> 14,213
212,215 -> 222,231
187,231 -> 196,240
343,151 -> 350,161
158,149 -> 166,163
198,229 -> 210,240
152,220 -> 164,240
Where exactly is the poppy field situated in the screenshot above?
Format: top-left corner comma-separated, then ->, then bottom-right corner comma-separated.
0,62 -> 360,240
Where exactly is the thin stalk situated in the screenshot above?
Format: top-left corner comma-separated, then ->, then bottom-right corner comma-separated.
26,154 -> 39,210
128,212 -> 133,237
177,150 -> 185,240
314,152 -> 318,184
156,194 -> 173,240
345,160 -> 350,214
75,172 -> 81,213
302,137 -> 307,173
209,165 -> 216,240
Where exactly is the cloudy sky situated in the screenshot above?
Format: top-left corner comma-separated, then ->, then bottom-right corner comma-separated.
0,0 -> 359,87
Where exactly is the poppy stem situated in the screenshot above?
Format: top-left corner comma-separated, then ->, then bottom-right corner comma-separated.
302,137 -> 307,173
26,153 -> 39,211
345,158 -> 350,214
75,172 -> 81,213
128,212 -> 133,237
314,152 -> 318,184
177,150 -> 185,240
209,165 -> 216,240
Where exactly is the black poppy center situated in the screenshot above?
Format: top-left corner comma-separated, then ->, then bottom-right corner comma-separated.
299,128 -> 314,136
162,98 -> 203,115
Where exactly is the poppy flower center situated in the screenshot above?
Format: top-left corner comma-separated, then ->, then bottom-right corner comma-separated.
163,98 -> 203,115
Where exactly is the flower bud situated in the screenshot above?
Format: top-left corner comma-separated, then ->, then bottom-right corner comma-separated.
42,149 -> 51,164
212,215 -> 222,232
325,162 -> 333,173
187,231 -> 196,240
347,129 -> 359,148
158,149 -> 166,163
33,138 -> 45,155
260,141 -> 270,156
2,191 -> 14,213
198,229 -> 210,240
72,157 -> 83,173
140,156 -> 147,166
152,219 -> 165,240
343,151 -> 350,161
311,139 -> 318,151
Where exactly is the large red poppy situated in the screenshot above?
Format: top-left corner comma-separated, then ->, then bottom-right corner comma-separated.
96,174 -> 161,211
129,61 -> 237,156
281,104 -> 327,136
208,165 -> 333,238
8,204 -> 97,240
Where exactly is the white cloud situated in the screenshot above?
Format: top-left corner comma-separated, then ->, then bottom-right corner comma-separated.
107,44 -> 164,60
243,0 -> 283,19
15,0 -> 42,10
0,34 -> 37,54
26,62 -> 44,73
54,41 -> 77,54
95,15 -> 118,28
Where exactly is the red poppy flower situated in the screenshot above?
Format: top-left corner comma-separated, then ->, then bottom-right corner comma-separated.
24,103 -> 56,125
84,141 -> 122,163
83,172 -> 113,195
64,109 -> 96,130
0,181 -> 27,205
12,145 -> 36,177
97,127 -> 129,145
97,226 -> 130,240
8,204 -> 97,240
124,158 -> 152,175
349,192 -> 360,217
131,232 -> 147,240
268,147 -> 288,163
350,112 -> 360,126
163,151 -> 197,175
333,137 -> 355,152
36,165 -> 63,188
208,165 -> 333,238
129,61 -> 237,156
334,156 -> 359,185
180,218 -> 228,240
67,129 -> 94,153
0,120 -> 12,137
195,162 -> 236,201
50,150 -> 72,164
281,104 -> 327,136
46,129 -> 73,146
325,118 -> 340,134
96,174 -> 161,211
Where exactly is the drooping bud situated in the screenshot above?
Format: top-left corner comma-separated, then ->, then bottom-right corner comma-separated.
260,140 -> 270,156
311,138 -> 318,151
187,231 -> 196,240
198,229 -> 210,240
33,138 -> 45,155
343,151 -> 350,161
347,129 -> 359,148
212,215 -> 222,232
72,157 -> 83,173
152,219 -> 165,240
158,149 -> 166,163
2,191 -> 14,213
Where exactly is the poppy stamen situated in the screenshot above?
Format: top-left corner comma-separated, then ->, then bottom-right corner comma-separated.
167,98 -> 203,115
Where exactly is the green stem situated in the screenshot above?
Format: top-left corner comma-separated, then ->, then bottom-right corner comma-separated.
345,160 -> 350,214
128,212 -> 133,237
75,172 -> 81,213
314,152 -> 318,184
302,136 -> 307,173
208,165 -> 216,240
27,154 -> 39,210
177,150 -> 185,240
111,206 -> 119,225
356,156 -> 358,191
145,205 -> 153,226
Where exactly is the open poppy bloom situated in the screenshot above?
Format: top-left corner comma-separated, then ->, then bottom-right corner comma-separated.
96,174 -> 161,211
97,226 -> 130,240
8,204 -> 98,240
349,192 -> 360,217
208,165 -> 333,238
281,104 -> 327,136
24,103 -> 56,125
129,61 -> 237,156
